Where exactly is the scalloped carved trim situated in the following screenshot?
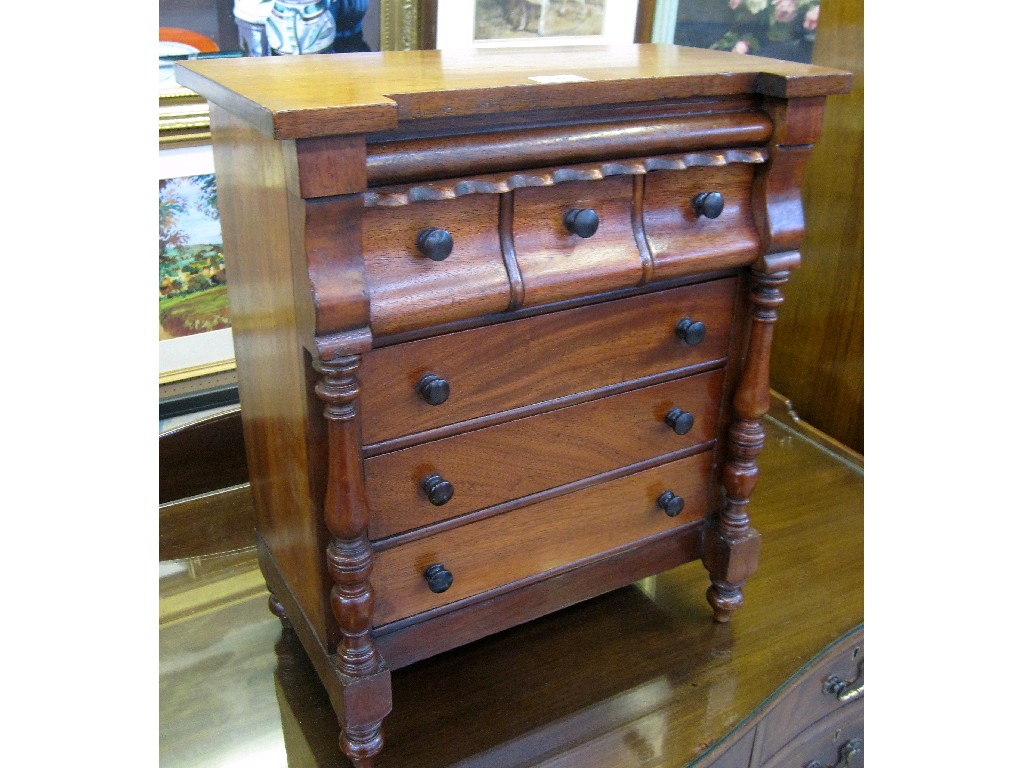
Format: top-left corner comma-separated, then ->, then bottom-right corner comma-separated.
363,149 -> 769,208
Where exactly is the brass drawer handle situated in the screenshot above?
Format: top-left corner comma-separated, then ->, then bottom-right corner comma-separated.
806,737 -> 863,768
823,661 -> 864,702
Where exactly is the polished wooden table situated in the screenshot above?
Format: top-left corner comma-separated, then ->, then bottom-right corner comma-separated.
159,412 -> 862,767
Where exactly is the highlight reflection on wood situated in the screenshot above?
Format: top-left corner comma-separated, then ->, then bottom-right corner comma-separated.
159,417 -> 864,768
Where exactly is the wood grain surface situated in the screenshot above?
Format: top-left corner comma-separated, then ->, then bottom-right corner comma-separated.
363,369 -> 725,539
643,163 -> 760,279
358,277 -> 738,445
770,0 -> 864,452
159,418 -> 863,768
513,176 -> 643,306
362,194 -> 511,335
369,451 -> 713,628
175,45 -> 852,139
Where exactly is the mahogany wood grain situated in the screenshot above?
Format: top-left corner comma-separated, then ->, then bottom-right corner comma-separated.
364,113 -> 772,186
160,418 -> 863,768
513,176 -> 643,306
370,451 -> 713,628
755,629 -> 863,762
313,355 -> 390,766
363,369 -> 725,539
358,278 -> 738,445
643,163 -> 760,279
176,46 -> 852,140
770,0 -> 864,452
361,194 -> 511,335
208,104 -> 334,645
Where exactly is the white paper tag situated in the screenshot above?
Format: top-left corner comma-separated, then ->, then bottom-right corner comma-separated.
528,74 -> 591,84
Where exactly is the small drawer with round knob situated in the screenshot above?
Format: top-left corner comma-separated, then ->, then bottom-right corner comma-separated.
364,368 -> 724,539
512,176 -> 644,307
643,162 -> 761,280
359,277 -> 737,446
370,451 -> 713,628
361,194 -> 512,336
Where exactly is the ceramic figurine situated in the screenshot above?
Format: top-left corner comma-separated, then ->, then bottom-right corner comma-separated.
265,0 -> 336,55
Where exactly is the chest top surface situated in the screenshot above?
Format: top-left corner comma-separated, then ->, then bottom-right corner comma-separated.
175,44 -> 851,139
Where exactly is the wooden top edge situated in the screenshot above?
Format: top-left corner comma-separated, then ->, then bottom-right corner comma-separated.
176,45 -> 852,140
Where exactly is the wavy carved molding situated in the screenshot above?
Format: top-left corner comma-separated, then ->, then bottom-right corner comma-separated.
363,149 -> 769,208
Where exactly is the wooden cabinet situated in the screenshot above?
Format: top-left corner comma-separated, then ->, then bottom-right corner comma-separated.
177,45 -> 850,767
696,627 -> 865,768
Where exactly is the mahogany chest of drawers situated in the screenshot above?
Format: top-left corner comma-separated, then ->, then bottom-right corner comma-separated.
177,45 -> 850,767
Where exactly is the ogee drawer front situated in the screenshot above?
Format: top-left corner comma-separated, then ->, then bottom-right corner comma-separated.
359,276 -> 737,446
362,194 -> 511,336
370,451 -> 712,628
512,176 -> 644,306
364,368 -> 725,539
643,163 -> 760,279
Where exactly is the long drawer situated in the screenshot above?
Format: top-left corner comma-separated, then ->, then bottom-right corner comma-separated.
369,451 -> 712,628
359,277 -> 737,446
364,368 -> 724,539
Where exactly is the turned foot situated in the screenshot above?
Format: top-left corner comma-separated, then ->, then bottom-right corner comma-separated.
706,581 -> 745,623
267,589 -> 292,629
341,721 -> 384,768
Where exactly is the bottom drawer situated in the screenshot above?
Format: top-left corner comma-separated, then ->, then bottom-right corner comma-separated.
370,451 -> 713,628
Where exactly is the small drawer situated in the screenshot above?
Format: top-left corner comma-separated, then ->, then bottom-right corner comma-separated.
759,700 -> 863,768
362,195 -> 511,335
512,176 -> 644,306
642,163 -> 760,279
370,451 -> 712,628
364,368 -> 725,539
359,276 -> 738,446
759,628 -> 864,762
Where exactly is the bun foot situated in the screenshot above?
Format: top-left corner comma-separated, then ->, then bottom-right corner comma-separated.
342,721 -> 384,768
707,581 -> 744,623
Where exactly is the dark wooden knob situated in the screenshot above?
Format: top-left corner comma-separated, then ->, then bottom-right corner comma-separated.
422,474 -> 454,506
416,374 -> 450,406
664,407 -> 695,435
657,491 -> 685,517
423,564 -> 453,594
692,191 -> 725,219
563,208 -> 600,238
416,227 -> 454,261
675,317 -> 706,346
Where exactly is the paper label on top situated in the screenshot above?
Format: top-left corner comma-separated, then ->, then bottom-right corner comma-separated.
528,74 -> 591,84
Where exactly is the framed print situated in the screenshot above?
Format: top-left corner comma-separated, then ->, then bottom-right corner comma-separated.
436,0 -> 640,49
159,144 -> 235,389
664,0 -> 819,63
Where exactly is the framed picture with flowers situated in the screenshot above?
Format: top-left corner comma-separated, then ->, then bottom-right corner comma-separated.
662,0 -> 819,63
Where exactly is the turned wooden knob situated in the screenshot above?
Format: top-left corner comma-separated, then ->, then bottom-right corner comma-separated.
692,191 -> 725,219
416,227 -> 454,261
422,474 -> 454,506
563,208 -> 600,238
675,317 -> 706,346
423,564 -> 454,594
657,491 -> 685,517
416,374 -> 450,405
664,407 -> 695,435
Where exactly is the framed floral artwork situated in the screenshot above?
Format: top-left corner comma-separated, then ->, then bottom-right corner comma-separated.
436,1 -> 640,49
159,144 -> 236,392
664,0 -> 819,63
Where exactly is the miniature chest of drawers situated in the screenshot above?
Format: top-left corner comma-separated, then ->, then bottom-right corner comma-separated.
178,45 -> 850,767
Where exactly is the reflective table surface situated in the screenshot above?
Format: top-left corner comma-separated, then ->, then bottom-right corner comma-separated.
160,415 -> 863,768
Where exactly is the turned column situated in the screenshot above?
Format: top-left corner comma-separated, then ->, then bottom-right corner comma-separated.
314,353 -> 390,767
703,269 -> 788,621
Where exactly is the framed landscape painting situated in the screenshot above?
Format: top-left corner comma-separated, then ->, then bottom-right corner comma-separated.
159,144 -> 235,389
436,0 -> 639,49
